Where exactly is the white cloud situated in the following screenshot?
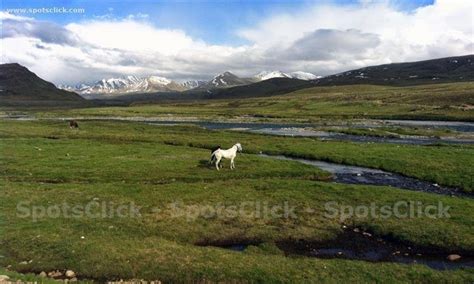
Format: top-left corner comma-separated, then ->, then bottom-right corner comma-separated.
1,0 -> 473,84
66,20 -> 197,56
239,0 -> 473,67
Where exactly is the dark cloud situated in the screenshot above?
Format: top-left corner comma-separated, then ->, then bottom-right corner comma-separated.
35,43 -> 47,49
284,29 -> 380,60
2,18 -> 79,46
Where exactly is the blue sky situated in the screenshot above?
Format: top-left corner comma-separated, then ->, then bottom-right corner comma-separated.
1,0 -> 471,84
2,0 -> 435,45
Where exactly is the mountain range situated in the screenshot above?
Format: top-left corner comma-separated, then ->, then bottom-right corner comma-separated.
59,75 -> 187,97
1,55 -> 473,106
60,70 -> 320,97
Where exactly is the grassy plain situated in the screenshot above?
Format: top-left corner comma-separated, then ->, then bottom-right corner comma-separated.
0,120 -> 473,282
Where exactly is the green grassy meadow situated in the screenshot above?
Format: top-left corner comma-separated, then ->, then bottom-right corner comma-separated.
0,119 -> 473,282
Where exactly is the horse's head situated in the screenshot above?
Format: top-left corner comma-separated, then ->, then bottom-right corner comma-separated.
235,143 -> 242,152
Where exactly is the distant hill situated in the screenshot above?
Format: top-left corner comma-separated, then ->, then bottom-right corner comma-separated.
0,63 -> 86,106
313,55 -> 474,86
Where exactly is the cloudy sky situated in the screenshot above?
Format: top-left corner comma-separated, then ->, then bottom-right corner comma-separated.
1,0 -> 473,84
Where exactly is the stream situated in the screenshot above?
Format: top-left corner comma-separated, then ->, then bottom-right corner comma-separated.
2,115 -> 473,144
259,154 -> 471,198
147,120 -> 474,145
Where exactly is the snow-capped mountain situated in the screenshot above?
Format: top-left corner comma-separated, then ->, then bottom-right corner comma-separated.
60,70 -> 321,97
210,71 -> 255,87
255,71 -> 290,81
254,70 -> 320,81
196,71 -> 256,89
197,70 -> 319,90
60,75 -> 187,97
289,71 -> 321,80
180,80 -> 207,89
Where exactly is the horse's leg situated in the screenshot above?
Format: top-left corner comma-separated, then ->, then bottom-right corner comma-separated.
230,157 -> 235,169
215,157 -> 221,171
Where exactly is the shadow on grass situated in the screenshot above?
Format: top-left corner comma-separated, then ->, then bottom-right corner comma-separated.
198,159 -> 226,170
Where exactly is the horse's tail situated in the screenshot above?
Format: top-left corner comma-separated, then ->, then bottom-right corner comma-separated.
209,151 -> 217,164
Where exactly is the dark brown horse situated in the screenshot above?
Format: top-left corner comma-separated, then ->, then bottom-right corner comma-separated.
69,120 -> 79,129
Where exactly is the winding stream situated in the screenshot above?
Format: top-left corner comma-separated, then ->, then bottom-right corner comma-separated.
2,115 -> 473,144
2,115 -> 472,196
148,120 -> 474,145
259,154 -> 471,198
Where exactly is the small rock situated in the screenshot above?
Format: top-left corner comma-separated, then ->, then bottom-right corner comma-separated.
0,275 -> 10,281
356,173 -> 362,176
362,232 -> 372,237
19,261 -> 28,265
48,270 -> 63,278
65,270 -> 75,278
39,272 -> 47,278
80,236 -> 85,239
353,228 -> 360,233
447,254 -> 461,261
70,277 -> 78,282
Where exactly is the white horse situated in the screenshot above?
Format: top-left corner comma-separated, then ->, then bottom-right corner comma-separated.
210,143 -> 242,170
